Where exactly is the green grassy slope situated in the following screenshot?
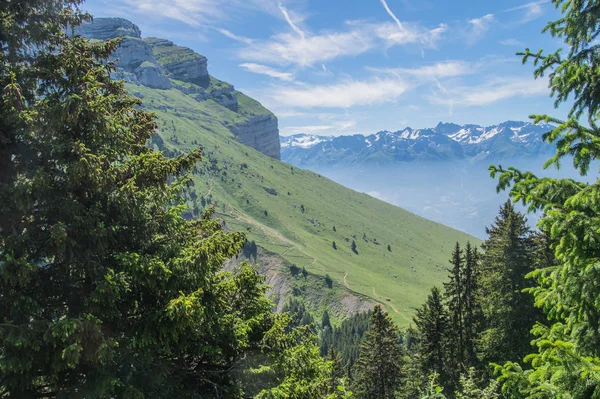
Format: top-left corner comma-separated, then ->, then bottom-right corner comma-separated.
127,81 -> 479,326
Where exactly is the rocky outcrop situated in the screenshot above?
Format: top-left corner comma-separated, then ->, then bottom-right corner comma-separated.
77,17 -> 281,160
145,38 -> 209,88
74,17 -> 141,40
207,79 -> 238,111
232,115 -> 281,160
135,62 -> 172,89
113,37 -> 154,70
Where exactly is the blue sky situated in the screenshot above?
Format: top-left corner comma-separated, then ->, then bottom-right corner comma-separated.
83,0 -> 567,136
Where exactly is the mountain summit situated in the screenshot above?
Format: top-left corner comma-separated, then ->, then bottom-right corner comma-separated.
281,120 -> 554,166
75,17 -> 281,160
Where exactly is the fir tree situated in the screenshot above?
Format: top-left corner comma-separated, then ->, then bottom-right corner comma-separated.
322,310 -> 332,330
490,2 -> 600,394
477,201 -> 538,367
351,240 -> 358,254
353,306 -> 404,399
0,3 -> 325,396
444,242 -> 465,374
413,287 -> 451,388
462,242 -> 482,368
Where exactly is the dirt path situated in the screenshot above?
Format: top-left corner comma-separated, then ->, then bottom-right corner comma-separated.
343,273 -> 350,290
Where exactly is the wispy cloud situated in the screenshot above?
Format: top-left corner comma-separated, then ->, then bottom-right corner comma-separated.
239,63 -> 294,81
238,28 -> 374,68
380,0 -> 404,31
115,0 -> 288,26
281,119 -> 358,135
503,0 -> 549,23
466,14 -> 495,44
215,28 -> 254,44
278,2 -> 305,39
372,60 -> 474,79
238,20 -> 446,68
271,78 -> 410,108
430,76 -> 549,107
499,38 -> 525,46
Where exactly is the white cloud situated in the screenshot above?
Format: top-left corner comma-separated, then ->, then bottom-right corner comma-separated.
239,63 -> 294,81
238,21 -> 446,68
380,0 -> 404,31
466,14 -> 495,43
278,2 -> 305,39
270,78 -> 410,108
281,119 -> 356,135
283,125 -> 335,134
118,0 -> 287,26
499,38 -> 525,46
238,28 -> 374,67
503,1 -> 549,23
372,60 -> 474,79
430,76 -> 549,107
374,21 -> 447,48
215,28 -> 254,44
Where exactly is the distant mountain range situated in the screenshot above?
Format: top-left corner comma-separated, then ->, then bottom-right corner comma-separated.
281,121 -> 555,166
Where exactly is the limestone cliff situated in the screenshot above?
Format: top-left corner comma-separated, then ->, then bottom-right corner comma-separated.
75,17 -> 281,159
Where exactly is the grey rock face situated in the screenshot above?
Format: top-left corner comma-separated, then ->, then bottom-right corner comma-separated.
135,62 -> 172,89
113,37 -> 155,70
74,17 -> 141,40
144,37 -> 210,87
210,86 -> 238,111
232,115 -> 281,160
77,17 -> 281,159
161,56 -> 209,87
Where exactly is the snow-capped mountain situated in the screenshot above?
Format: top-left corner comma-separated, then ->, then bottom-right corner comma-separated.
280,121 -> 554,166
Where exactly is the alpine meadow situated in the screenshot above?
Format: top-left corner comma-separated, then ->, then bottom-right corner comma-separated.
2,0 -> 600,398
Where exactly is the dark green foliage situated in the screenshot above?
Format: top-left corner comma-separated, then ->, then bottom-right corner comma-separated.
333,241 -> 337,250
477,201 -> 540,367
388,244 -> 392,252
250,314 -> 332,399
442,242 -> 482,381
242,239 -> 258,261
0,4 -> 333,397
333,226 -> 337,232
264,209 -> 269,217
444,243 -> 465,377
322,310 -> 332,330
282,298 -> 314,327
413,287 -> 451,388
290,263 -> 300,276
351,240 -> 358,254
300,204 -> 305,213
488,1 -> 600,396
325,274 -> 333,288
320,312 -> 370,369
462,242 -> 482,368
353,306 -> 405,398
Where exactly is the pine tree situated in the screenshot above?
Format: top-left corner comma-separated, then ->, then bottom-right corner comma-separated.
444,242 -> 465,374
477,201 -> 538,367
413,287 -> 451,388
0,4 -> 320,397
353,306 -> 404,399
490,3 -> 600,392
322,310 -> 332,330
351,240 -> 358,254
462,242 -> 482,368
333,241 -> 337,250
